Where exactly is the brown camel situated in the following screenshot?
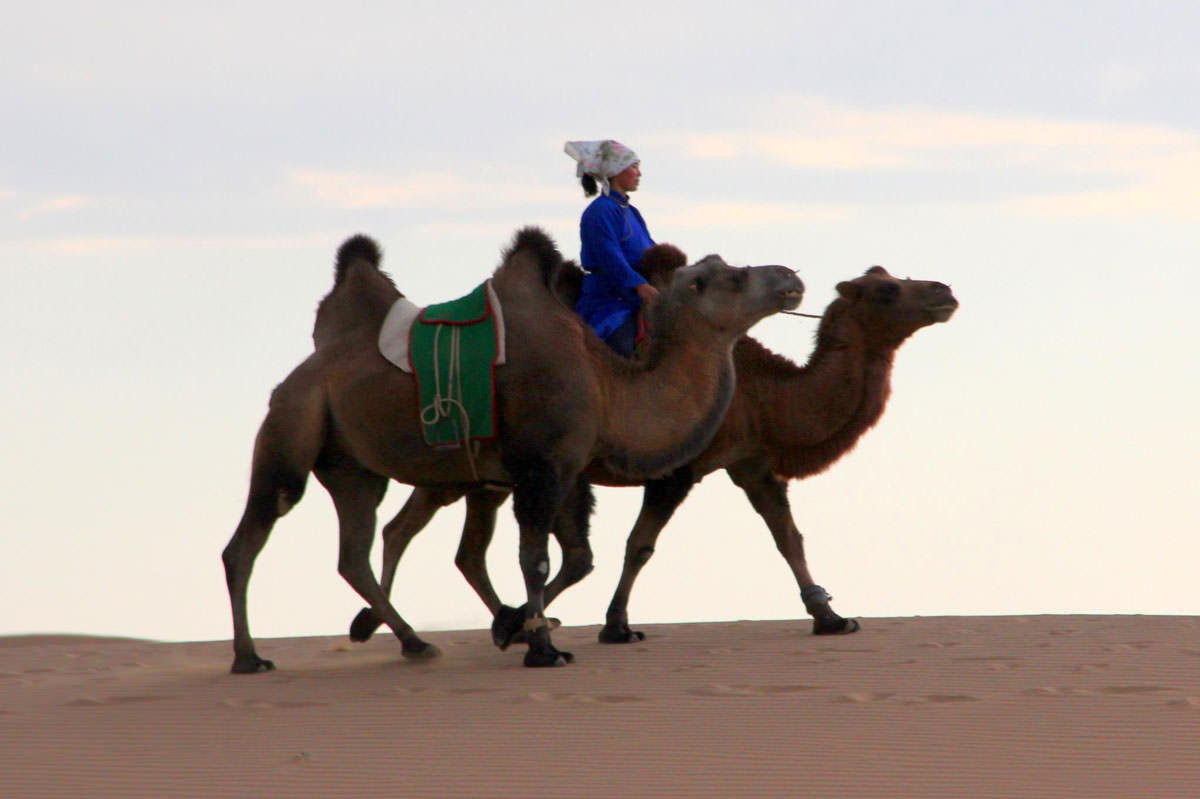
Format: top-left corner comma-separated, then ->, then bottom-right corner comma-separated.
221,229 -> 803,671
348,258 -> 957,647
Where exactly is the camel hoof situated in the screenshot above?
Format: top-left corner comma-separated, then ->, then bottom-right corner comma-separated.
524,648 -> 574,668
349,608 -> 383,642
598,624 -> 646,644
492,605 -> 524,650
813,616 -> 861,635
230,654 -> 275,674
401,640 -> 442,660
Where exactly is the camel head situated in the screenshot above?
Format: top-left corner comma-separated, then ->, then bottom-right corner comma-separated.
652,255 -> 804,342
831,265 -> 958,345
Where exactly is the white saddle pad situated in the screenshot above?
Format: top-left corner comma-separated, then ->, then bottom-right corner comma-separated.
378,280 -> 507,373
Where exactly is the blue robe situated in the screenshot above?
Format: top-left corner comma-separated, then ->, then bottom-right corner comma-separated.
574,192 -> 655,341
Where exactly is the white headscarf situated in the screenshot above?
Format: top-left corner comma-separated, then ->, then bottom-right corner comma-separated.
564,140 -> 639,195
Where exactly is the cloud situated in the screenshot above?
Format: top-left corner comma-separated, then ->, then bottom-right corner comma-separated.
17,195 -> 90,220
653,97 -> 1200,219
653,199 -> 855,229
1,233 -> 338,257
285,169 -> 560,210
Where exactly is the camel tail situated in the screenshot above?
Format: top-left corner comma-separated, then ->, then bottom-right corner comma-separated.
334,234 -> 383,286
504,227 -> 565,292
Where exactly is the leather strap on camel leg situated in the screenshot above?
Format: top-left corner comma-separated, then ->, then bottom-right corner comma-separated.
523,617 -> 552,633
801,584 -> 833,613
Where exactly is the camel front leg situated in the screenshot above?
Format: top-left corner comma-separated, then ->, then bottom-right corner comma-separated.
493,479 -> 595,649
507,456 -> 574,667
726,458 -> 859,635
348,485 -> 468,643
600,466 -> 695,644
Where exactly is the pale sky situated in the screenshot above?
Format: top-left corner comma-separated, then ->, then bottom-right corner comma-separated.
2,1 -> 1197,644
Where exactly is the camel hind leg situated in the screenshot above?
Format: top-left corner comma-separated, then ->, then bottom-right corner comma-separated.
347,485 -> 475,643
726,458 -> 859,635
222,393 -> 325,674
316,456 -> 440,659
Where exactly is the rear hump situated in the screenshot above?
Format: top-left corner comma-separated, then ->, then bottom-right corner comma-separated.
501,227 -> 564,290
334,234 -> 383,285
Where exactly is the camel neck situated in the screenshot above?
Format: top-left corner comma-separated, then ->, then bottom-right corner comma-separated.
598,335 -> 735,479
744,318 -> 898,479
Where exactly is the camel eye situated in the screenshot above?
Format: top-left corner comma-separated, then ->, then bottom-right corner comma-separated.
874,283 -> 900,303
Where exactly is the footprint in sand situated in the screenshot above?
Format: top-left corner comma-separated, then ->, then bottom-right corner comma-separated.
1166,697 -> 1200,709
220,698 -> 328,710
955,656 -> 1025,672
1072,663 -> 1110,673
834,691 -> 978,705
1024,686 -> 1093,697
834,692 -> 894,703
1105,641 -> 1154,652
817,647 -> 880,654
521,692 -> 646,704
687,683 -> 820,698
67,695 -> 172,707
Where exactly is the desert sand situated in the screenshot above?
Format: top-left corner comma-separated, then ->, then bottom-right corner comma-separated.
2,615 -> 1198,798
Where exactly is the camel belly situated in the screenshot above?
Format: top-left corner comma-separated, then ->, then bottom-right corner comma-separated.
324,358 -> 512,486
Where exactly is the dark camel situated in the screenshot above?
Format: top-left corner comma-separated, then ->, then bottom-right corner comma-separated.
221,229 -> 803,671
349,259 -> 957,647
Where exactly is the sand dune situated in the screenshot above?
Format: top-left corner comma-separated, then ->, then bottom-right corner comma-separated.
2,615 -> 1198,798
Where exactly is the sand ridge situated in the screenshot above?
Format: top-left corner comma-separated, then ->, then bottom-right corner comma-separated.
2,615 -> 1198,798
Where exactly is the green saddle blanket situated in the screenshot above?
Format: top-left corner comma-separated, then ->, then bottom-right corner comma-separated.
411,281 -> 499,448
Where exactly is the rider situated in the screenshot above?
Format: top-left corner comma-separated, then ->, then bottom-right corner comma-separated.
564,139 -> 660,357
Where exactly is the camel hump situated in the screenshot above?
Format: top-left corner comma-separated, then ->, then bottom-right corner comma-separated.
637,243 -> 688,288
335,234 -> 383,284
502,227 -> 564,290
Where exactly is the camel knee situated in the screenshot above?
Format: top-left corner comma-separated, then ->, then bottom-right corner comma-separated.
560,546 -> 595,584
629,545 -> 655,568
776,532 -> 806,560
518,545 -> 552,590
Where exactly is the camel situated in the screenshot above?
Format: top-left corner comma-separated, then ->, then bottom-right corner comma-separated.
221,229 -> 803,671
348,258 -> 957,648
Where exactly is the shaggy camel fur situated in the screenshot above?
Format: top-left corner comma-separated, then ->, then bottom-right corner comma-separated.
222,230 -> 803,671
349,261 -> 957,647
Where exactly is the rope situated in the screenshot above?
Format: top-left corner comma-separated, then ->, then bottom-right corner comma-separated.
419,324 -> 481,481
781,310 -> 824,319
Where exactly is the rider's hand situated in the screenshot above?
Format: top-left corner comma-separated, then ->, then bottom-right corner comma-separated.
635,282 -> 660,304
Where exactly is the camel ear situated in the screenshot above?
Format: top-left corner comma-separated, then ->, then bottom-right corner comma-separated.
836,281 -> 862,300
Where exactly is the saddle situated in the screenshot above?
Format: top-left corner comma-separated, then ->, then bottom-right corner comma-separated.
378,280 -> 506,450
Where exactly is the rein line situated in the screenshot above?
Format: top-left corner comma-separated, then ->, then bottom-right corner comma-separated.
780,310 -> 824,319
